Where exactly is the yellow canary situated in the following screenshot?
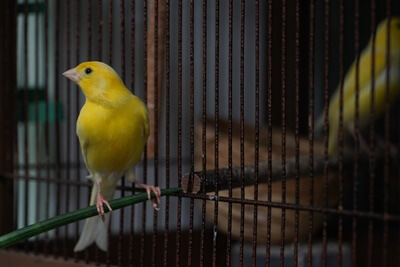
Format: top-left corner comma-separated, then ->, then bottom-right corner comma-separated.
63,61 -> 161,252
316,17 -> 400,154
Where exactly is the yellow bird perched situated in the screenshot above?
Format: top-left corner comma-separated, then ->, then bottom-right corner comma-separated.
63,61 -> 161,252
316,17 -> 400,154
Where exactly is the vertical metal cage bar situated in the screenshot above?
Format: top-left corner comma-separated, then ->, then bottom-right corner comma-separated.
293,0 -> 300,265
398,26 -> 400,267
0,0 -> 5,240
337,0 -> 345,266
266,0 -> 273,265
88,0 -> 92,61
307,1 -> 315,266
0,4 -> 3,191
95,3 -> 102,264
13,0 -> 20,241
108,0 -> 113,65
129,0 -> 136,264
34,0 -> 41,255
368,1 -> 376,266
64,0 -> 71,259
176,0 -> 183,265
140,0 -> 148,265
188,0 -> 195,265
23,0 -> 29,253
200,0 -> 207,265
226,0 -> 233,265
106,1 -> 113,265
212,0 -> 220,265
397,19 -> 400,267
98,0 -> 102,61
87,0 -> 94,263
74,0 -> 81,262
151,0 -> 159,266
0,2 -> 3,237
383,1 -> 392,266
43,0 -> 50,256
0,0 -> 4,242
118,1 -> 126,266
280,0 -> 287,265
0,0 -> 3,238
13,0 -> 18,238
0,0 -> 3,191
55,0 -> 61,256
352,0 -> 360,265
163,1 -> 171,266
251,0 -> 260,266
239,0 -> 245,265
322,0 -> 330,265
10,0 -> 21,251
0,0 -> 16,248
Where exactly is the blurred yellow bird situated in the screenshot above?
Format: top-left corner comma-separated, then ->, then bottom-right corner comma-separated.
316,17 -> 400,154
63,61 -> 161,252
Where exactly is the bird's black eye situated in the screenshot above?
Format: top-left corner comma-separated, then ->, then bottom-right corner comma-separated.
85,68 -> 92,74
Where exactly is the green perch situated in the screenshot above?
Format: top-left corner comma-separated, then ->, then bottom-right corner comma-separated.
0,187 -> 182,248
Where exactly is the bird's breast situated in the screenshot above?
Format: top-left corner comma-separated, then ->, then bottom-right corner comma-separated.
77,101 -> 147,174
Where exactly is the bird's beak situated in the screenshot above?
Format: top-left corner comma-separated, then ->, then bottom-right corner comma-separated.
62,68 -> 80,84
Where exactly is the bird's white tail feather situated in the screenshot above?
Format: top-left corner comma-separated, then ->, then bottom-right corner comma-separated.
74,178 -> 117,252
74,212 -> 110,252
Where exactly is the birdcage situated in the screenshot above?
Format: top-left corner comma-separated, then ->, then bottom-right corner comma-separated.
1,0 -> 400,266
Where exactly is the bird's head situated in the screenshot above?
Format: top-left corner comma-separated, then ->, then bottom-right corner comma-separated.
375,17 -> 400,54
63,61 -> 129,106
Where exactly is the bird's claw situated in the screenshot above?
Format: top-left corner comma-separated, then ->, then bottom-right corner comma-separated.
144,186 -> 161,211
96,194 -> 112,221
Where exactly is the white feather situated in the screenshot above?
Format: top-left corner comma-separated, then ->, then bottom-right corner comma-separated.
74,173 -> 120,252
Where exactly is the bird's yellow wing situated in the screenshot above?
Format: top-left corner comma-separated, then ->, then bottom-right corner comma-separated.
325,44 -> 395,153
328,45 -> 387,122
78,137 -> 90,171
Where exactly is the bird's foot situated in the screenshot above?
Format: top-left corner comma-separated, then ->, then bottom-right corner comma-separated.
96,194 -> 112,221
145,185 -> 161,210
133,181 -> 161,210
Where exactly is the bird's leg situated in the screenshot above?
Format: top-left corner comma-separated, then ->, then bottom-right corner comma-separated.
132,180 -> 161,211
96,180 -> 112,221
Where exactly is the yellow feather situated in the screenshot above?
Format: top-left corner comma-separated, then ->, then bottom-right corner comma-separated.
316,17 -> 400,154
77,94 -> 149,174
75,61 -> 149,177
64,61 -> 149,252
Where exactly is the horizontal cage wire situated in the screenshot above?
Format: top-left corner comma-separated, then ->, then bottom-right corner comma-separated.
1,0 -> 400,266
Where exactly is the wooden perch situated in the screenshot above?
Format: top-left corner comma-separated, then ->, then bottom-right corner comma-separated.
183,119 -> 398,194
182,152 -> 392,194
